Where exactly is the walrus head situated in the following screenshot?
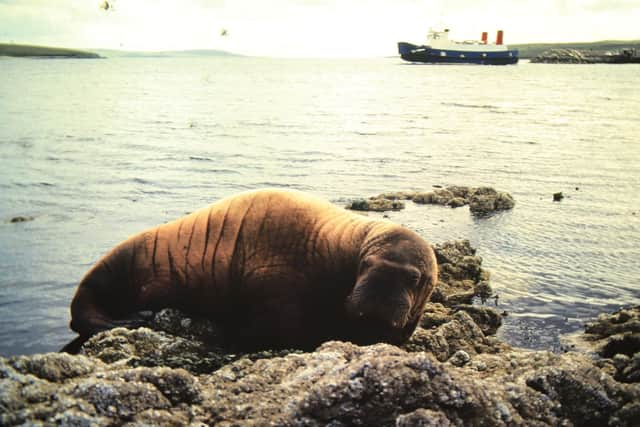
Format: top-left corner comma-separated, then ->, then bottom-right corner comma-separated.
345,230 -> 436,345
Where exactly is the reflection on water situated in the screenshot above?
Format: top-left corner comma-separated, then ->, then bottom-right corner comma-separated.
1,57 -> 639,355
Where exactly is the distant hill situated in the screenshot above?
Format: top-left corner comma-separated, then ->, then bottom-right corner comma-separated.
93,48 -> 239,58
0,44 -> 239,59
512,40 -> 640,59
0,43 -> 100,58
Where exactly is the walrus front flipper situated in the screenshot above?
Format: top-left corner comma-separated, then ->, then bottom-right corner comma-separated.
60,335 -> 89,354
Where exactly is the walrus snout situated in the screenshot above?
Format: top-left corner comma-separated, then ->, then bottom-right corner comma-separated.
346,279 -> 412,330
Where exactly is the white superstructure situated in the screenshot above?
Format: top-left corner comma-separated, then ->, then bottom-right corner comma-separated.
426,29 -> 510,52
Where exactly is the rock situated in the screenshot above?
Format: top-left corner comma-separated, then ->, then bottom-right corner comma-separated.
420,303 -> 452,329
468,187 -> 515,215
453,305 -> 503,336
347,197 -> 405,212
569,306 -> 640,383
9,216 -> 34,223
80,323 -> 301,375
431,240 -> 494,306
8,352 -> 99,382
348,186 -> 514,214
531,48 -> 592,64
448,197 -> 467,208
449,350 -> 471,366
446,185 -> 474,199
396,408 -> 452,427
4,336 -> 639,426
421,304 -> 502,337
430,189 -> 455,205
410,191 -> 435,204
405,311 -> 506,361
530,48 -> 640,64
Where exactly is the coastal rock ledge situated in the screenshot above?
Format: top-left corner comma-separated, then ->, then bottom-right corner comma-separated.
2,242 -> 639,426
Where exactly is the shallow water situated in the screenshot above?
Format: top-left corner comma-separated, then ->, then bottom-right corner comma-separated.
1,56 -> 639,355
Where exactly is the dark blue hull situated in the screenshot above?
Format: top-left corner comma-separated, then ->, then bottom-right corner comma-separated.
398,42 -> 518,65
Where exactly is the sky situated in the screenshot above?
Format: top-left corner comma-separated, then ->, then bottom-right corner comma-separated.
1,0 -> 639,57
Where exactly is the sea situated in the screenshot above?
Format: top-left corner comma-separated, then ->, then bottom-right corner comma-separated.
1,55 -> 639,356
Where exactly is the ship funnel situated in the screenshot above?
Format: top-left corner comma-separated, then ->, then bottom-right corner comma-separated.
481,32 -> 488,44
496,30 -> 504,45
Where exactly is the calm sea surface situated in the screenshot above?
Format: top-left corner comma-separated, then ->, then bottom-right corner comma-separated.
1,56 -> 639,356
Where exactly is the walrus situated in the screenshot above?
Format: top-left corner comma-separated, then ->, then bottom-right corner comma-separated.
65,189 -> 438,352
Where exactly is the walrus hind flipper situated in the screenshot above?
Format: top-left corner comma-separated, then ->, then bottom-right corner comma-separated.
70,310 -> 155,342
104,310 -> 155,330
60,335 -> 88,354
62,310 -> 155,354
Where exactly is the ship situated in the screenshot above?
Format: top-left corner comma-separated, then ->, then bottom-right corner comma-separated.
398,29 -> 518,65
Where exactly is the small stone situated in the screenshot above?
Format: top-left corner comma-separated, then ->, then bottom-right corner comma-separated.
449,350 -> 471,367
448,197 -> 467,208
473,360 -> 488,371
10,216 -> 34,223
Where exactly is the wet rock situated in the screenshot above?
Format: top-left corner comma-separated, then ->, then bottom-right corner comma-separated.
584,307 -> 640,341
410,191 -> 435,204
346,197 -> 405,212
571,306 -> 640,383
431,240 -> 494,306
421,303 -> 502,337
468,187 -> 515,215
395,408 -> 452,426
453,305 -> 503,336
420,303 -> 452,329
430,189 -> 455,205
405,310 -> 506,361
348,186 -> 514,214
9,216 -> 34,223
448,197 -> 467,208
449,350 -> 471,367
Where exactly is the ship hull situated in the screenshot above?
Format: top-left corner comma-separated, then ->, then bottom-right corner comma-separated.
398,42 -> 518,65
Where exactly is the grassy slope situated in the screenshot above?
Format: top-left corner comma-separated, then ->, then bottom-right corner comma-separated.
512,40 -> 640,58
0,43 -> 100,58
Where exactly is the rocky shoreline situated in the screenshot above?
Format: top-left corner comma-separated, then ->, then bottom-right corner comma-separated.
531,48 -> 640,64
2,240 -> 639,426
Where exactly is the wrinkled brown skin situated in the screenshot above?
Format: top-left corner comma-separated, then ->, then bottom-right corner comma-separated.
67,189 -> 438,352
